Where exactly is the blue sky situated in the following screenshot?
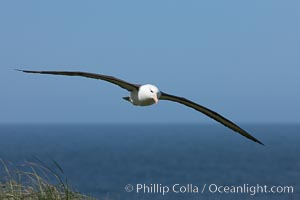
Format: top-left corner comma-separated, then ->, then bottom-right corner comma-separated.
1,0 -> 299,124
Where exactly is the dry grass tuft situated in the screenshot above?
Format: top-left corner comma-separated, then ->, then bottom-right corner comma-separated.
0,159 -> 96,200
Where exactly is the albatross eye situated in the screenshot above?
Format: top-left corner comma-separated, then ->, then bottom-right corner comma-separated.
150,89 -> 154,93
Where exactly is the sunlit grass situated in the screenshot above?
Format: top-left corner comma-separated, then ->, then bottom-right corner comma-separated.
0,159 -> 95,200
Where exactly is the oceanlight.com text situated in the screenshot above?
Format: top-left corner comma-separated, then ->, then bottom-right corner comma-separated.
124,183 -> 294,196
207,183 -> 294,196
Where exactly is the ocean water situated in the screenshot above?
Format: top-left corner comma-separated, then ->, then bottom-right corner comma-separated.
0,124 -> 299,200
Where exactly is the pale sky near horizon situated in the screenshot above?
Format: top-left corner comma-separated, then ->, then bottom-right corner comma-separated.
1,1 -> 299,124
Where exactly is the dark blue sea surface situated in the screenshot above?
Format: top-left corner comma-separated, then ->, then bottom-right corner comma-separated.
0,124 -> 299,200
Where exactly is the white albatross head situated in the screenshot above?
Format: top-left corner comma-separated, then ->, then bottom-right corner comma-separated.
136,84 -> 161,106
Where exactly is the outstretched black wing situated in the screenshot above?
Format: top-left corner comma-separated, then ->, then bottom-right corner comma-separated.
17,70 -> 140,91
159,92 -> 264,145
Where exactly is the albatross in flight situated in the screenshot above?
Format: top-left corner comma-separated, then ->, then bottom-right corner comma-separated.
18,69 -> 264,145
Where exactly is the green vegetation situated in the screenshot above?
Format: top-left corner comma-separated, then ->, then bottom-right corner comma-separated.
0,159 -> 95,200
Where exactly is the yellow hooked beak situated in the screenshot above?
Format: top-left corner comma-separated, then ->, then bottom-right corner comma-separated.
153,94 -> 159,104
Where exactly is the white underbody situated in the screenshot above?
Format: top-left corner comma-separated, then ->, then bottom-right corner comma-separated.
129,90 -> 156,106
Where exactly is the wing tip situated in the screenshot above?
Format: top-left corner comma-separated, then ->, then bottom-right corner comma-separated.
250,136 -> 264,146
255,139 -> 265,146
15,69 -> 30,73
15,69 -> 42,74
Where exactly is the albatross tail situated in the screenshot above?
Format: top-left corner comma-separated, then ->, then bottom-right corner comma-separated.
122,96 -> 131,102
